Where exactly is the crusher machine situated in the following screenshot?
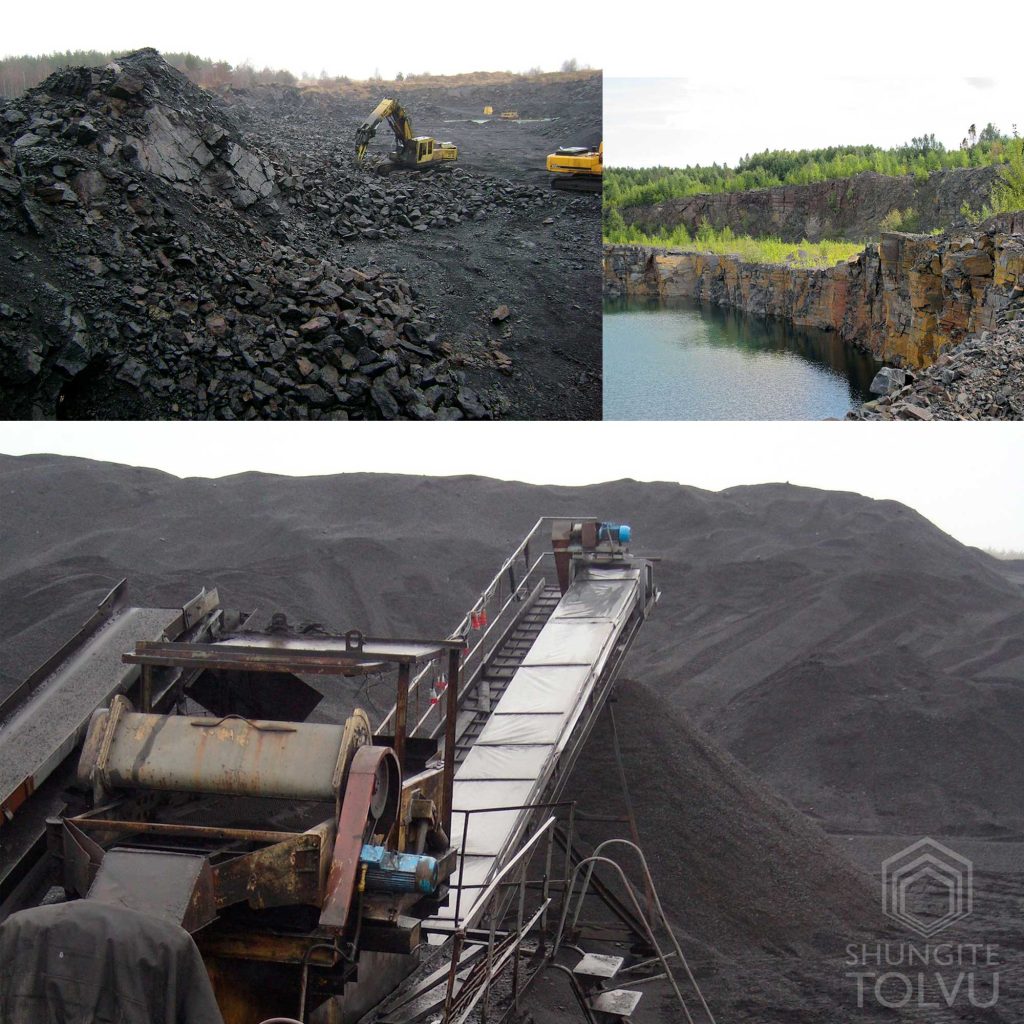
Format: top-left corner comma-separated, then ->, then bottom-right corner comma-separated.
0,518 -> 658,1024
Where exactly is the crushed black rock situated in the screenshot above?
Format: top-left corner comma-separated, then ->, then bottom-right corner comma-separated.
849,316 -> 1024,420
0,50 -> 600,420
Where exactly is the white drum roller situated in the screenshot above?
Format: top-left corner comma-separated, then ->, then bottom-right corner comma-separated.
78,694 -> 373,805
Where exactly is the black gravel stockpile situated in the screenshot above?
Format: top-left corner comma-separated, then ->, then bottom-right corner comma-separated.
0,51 -> 601,420
3,456 -> 1023,1022
3,458 -> 1021,836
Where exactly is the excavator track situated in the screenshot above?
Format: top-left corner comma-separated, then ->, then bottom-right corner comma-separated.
552,175 -> 602,194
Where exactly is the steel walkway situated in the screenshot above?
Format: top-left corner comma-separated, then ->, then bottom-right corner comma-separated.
452,585 -> 563,766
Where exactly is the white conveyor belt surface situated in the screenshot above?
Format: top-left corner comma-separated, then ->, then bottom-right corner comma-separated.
436,564 -> 643,926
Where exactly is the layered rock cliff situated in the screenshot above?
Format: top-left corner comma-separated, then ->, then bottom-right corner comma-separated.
604,213 -> 1024,367
621,167 -> 998,243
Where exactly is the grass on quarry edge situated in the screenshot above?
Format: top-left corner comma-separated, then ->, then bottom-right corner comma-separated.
603,222 -> 866,269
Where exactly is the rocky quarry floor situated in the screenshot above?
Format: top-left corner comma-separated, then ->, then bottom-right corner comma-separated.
848,316 -> 1024,420
0,50 -> 601,420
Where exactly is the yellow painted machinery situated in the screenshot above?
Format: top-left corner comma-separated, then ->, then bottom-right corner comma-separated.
547,139 -> 603,192
355,98 -> 458,171
499,110 -> 519,120
483,105 -> 493,115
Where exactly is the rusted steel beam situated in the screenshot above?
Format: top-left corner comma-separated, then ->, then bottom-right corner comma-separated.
140,664 -> 153,713
198,931 -> 344,966
124,636 -> 460,675
319,745 -> 400,932
68,817 -> 309,846
213,831 -> 324,911
394,663 -> 410,774
124,642 -> 382,675
443,647 -> 460,837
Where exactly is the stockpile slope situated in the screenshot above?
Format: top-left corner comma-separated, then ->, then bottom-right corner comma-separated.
553,680 -> 922,1024
570,680 -> 882,955
2,457 -> 1022,841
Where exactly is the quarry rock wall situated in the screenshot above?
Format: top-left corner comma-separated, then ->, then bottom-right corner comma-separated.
603,213 -> 1024,367
620,167 -> 999,243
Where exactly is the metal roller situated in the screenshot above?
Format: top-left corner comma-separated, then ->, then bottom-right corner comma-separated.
78,695 -> 372,803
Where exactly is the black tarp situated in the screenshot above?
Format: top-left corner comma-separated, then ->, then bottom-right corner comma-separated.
0,900 -> 224,1024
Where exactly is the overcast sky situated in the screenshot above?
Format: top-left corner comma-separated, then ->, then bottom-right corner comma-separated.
3,0 -> 598,80
5,0 -> 1016,81
2,423 -> 1023,551
607,77 -> 1022,169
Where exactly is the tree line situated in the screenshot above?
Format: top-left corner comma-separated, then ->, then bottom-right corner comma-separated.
0,50 -> 298,99
605,126 -> 1020,214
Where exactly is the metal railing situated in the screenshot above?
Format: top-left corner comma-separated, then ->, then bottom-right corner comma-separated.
445,801 -> 576,930
555,839 -> 718,1024
376,517 -> 588,741
442,813 -> 560,1024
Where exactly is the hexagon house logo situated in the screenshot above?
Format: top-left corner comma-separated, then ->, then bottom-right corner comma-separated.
881,838 -> 973,938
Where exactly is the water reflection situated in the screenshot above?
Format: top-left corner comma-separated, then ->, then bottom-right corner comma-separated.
603,296 -> 880,421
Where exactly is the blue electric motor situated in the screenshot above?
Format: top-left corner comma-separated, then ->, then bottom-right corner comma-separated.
360,844 -> 439,895
597,522 -> 631,545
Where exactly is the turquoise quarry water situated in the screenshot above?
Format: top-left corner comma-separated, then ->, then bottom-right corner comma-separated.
603,297 -> 880,420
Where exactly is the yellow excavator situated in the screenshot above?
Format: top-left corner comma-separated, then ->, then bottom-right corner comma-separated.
547,138 -> 603,192
355,98 -> 458,170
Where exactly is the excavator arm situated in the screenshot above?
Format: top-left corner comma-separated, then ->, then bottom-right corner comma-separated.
355,97 -> 414,162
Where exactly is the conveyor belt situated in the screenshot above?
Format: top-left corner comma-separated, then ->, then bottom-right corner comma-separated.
0,608 -> 184,829
434,563 -> 649,930
452,586 -> 563,765
0,581 -> 225,918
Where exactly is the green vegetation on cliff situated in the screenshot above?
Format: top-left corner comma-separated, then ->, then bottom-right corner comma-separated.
603,219 -> 864,269
991,139 -> 1024,212
604,127 -> 1018,214
961,139 -> 1024,223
